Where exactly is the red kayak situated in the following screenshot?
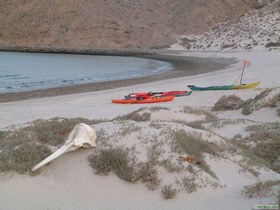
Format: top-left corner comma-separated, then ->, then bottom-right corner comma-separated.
112,95 -> 174,104
126,90 -> 192,99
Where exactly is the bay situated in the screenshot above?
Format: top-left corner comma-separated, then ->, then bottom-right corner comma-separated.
0,51 -> 174,93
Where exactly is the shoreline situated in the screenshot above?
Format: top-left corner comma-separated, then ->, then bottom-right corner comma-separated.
0,52 -> 237,103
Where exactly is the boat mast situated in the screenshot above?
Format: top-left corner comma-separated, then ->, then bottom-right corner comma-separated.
240,58 -> 246,85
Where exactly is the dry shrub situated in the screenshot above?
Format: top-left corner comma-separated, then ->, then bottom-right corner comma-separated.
0,117 -> 103,174
88,147 -> 138,182
171,129 -> 218,178
114,108 -> 151,122
262,93 -> 280,108
149,106 -> 169,112
182,176 -> 198,193
28,117 -> 102,146
0,131 -> 51,174
241,90 -> 271,115
232,123 -> 280,173
88,148 -> 161,189
212,95 -> 244,111
138,162 -> 160,190
161,185 -> 177,199
242,180 -> 280,199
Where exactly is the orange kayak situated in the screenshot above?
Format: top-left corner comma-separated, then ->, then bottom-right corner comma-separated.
112,95 -> 174,104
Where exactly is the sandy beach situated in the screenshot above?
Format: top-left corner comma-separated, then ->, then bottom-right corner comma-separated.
0,50 -> 279,210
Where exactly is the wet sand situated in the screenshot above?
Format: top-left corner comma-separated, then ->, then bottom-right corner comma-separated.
0,53 -> 237,103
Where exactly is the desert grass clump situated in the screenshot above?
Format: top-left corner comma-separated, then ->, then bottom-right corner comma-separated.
173,120 -> 206,130
114,108 -> 151,122
149,106 -> 169,112
186,120 -> 205,130
241,90 -> 271,115
182,176 -> 198,193
0,117 -> 103,174
0,131 -> 51,174
262,93 -> 280,108
212,95 -> 244,111
161,184 -> 177,199
232,122 -> 280,173
242,180 -> 280,199
160,159 -> 183,173
183,106 -> 217,122
88,147 -> 138,182
26,117 -> 103,146
138,162 -> 160,190
171,129 -> 219,178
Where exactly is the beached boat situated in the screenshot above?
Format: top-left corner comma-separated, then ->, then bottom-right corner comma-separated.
187,81 -> 260,91
126,90 -> 192,99
112,95 -> 174,104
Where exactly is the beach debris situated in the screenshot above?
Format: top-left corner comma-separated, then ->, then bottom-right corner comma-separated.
178,155 -> 196,164
32,123 -> 97,171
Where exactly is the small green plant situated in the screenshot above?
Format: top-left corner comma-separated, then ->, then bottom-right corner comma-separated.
161,184 -> 177,199
212,95 -> 243,111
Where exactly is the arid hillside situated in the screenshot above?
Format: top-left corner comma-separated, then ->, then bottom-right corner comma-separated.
0,0 -> 270,49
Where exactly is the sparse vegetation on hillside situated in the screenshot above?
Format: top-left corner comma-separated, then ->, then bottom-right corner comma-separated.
0,0 -> 269,49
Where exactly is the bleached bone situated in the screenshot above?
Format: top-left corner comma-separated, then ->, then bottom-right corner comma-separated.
32,123 -> 97,171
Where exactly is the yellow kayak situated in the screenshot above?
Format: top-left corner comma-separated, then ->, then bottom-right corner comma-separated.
234,81 -> 260,89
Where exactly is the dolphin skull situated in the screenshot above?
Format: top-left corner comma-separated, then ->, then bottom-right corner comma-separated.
32,123 -> 97,171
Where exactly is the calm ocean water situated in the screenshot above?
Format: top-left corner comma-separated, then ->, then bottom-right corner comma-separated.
0,52 -> 174,93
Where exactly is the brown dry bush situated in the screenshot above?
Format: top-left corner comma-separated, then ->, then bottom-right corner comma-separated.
212,95 -> 244,111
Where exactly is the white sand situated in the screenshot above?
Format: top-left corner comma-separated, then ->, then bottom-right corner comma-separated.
0,50 -> 280,210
